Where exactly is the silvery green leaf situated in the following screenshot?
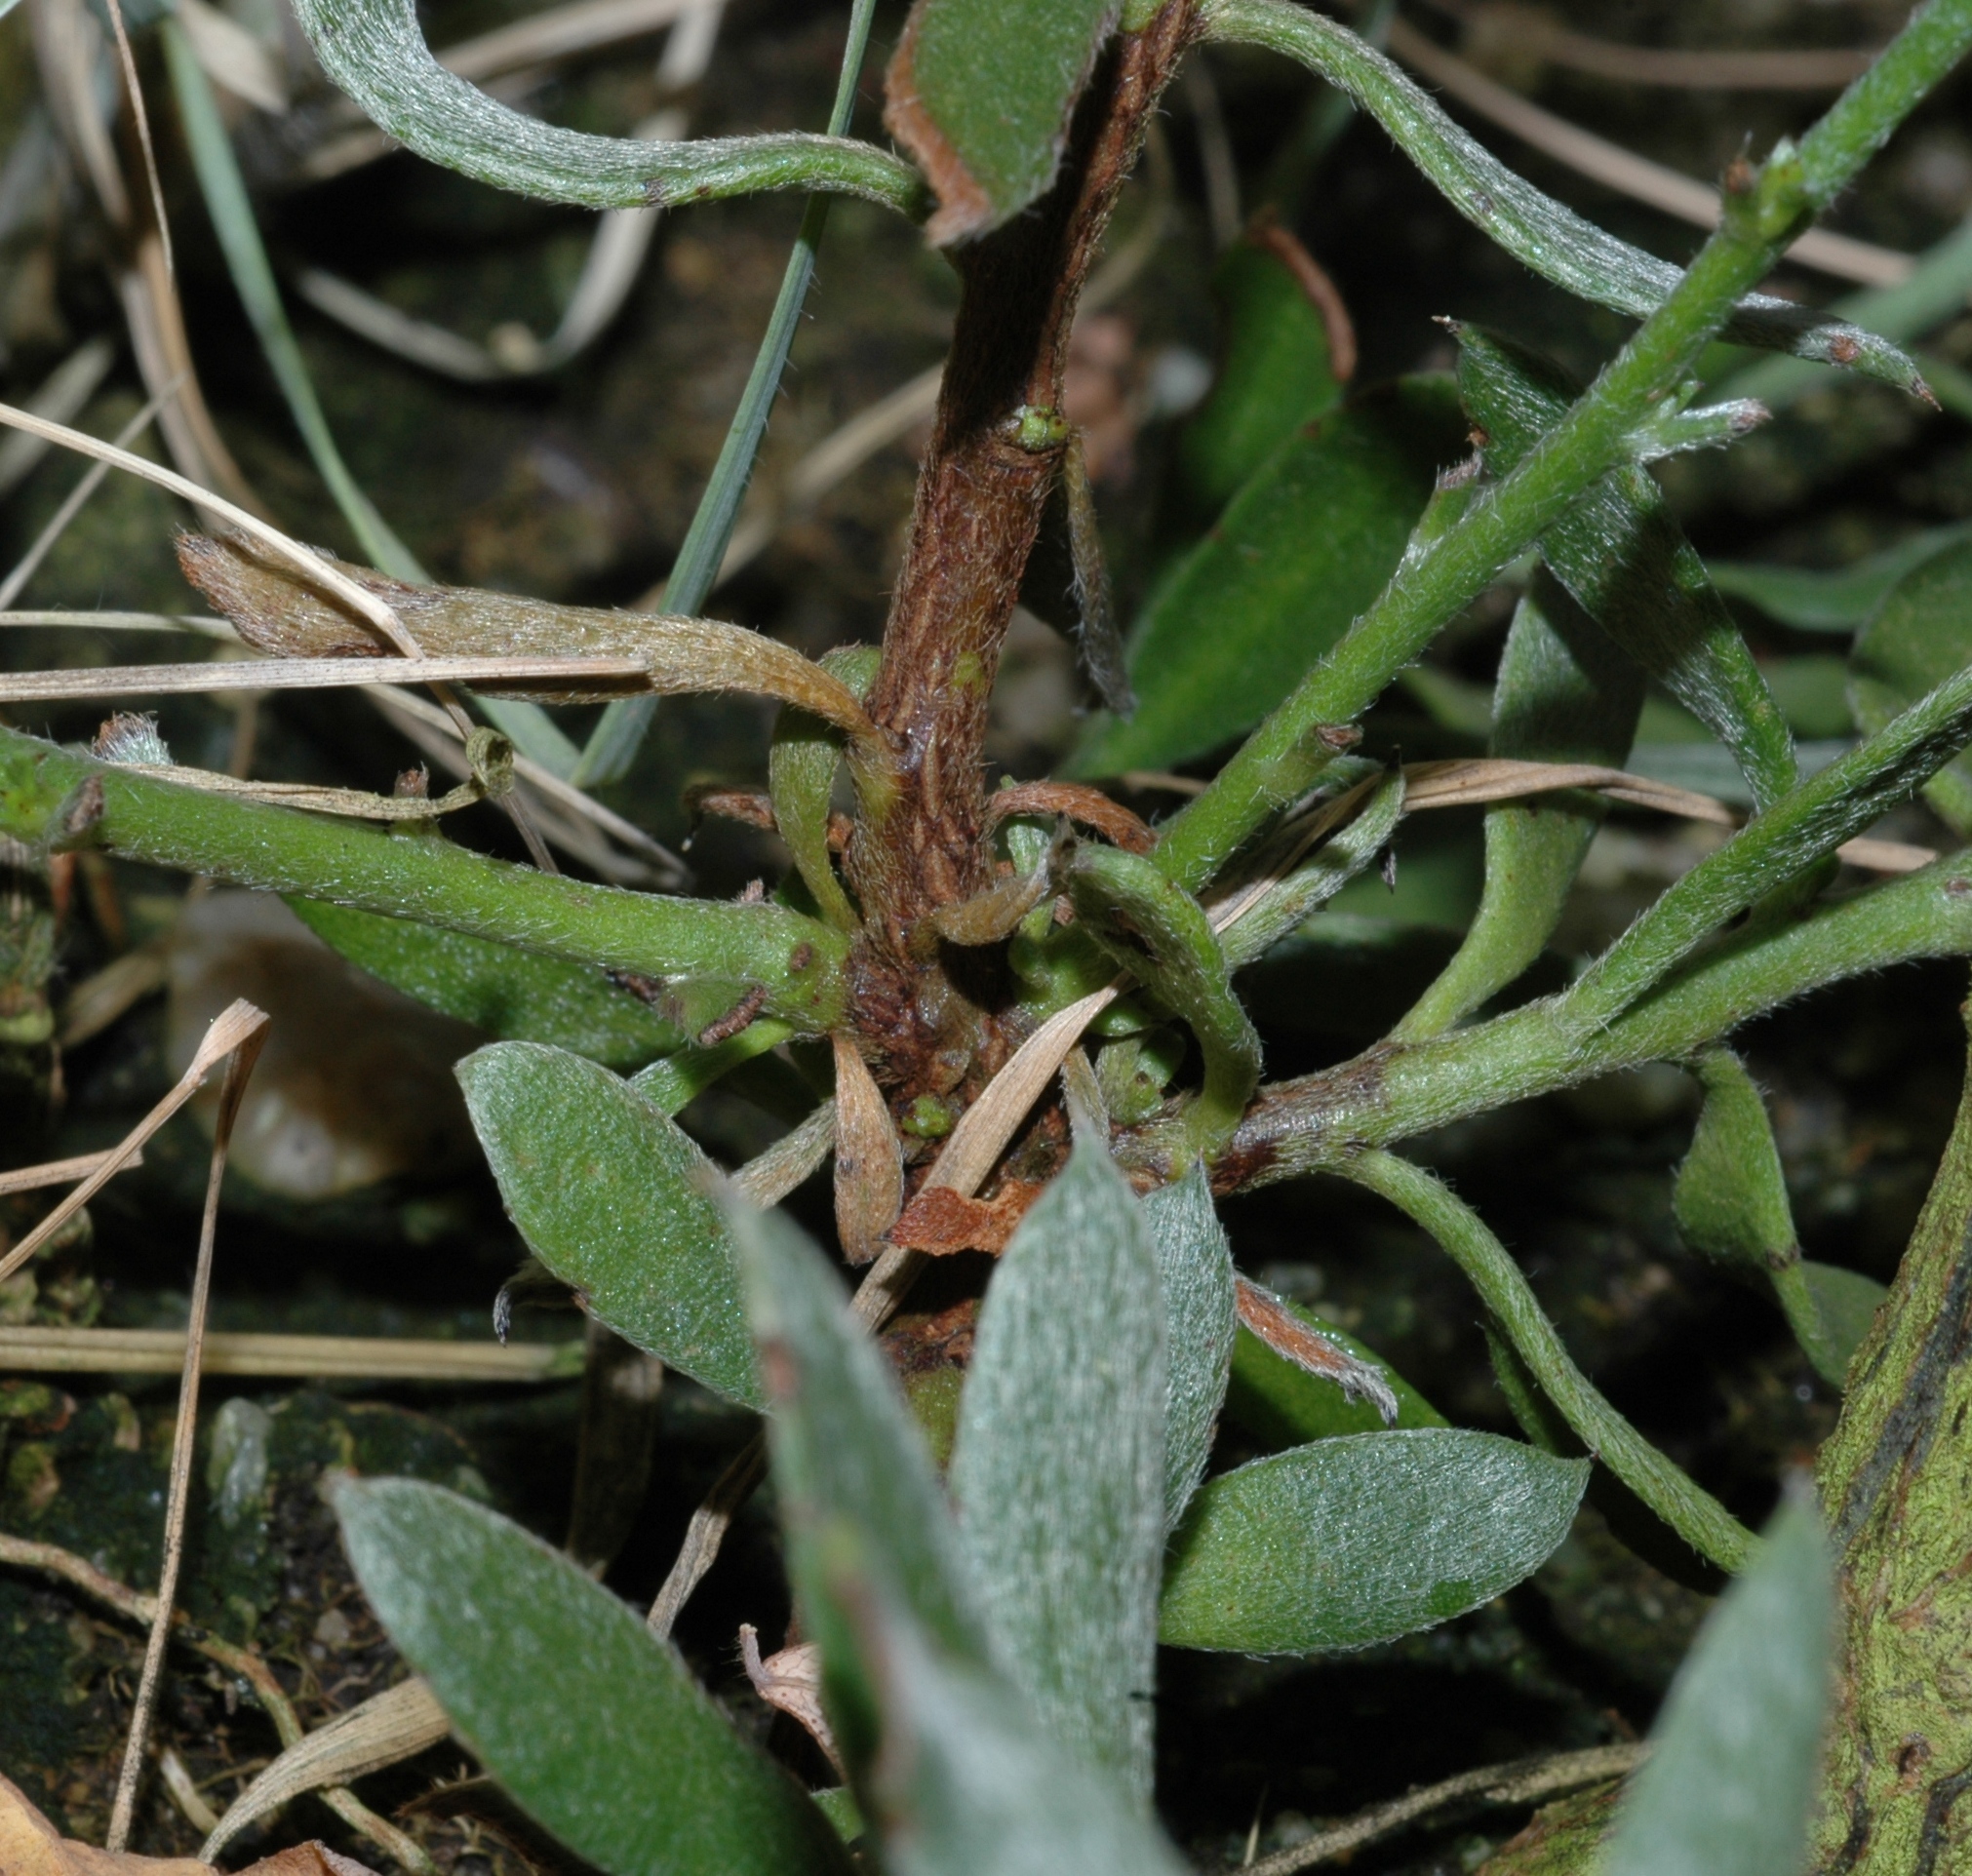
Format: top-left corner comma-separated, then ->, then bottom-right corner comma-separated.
1143,1164 -> 1236,1528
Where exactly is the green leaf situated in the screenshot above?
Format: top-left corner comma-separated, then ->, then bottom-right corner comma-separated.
735,1202 -> 984,1668
1198,0 -> 1926,394
1075,375 -> 1466,776
1226,1301 -> 1446,1448
950,1139 -> 1166,1802
1142,1166 -> 1237,1528
886,0 -> 1118,243
291,0 -> 926,216
1397,575 -> 1643,1038
1456,328 -> 1796,812
1674,1048 -> 1796,1275
1160,1428 -> 1588,1654
456,1043 -> 760,1408
1708,527 -> 1972,632
1850,533 -> 1972,837
1796,1261 -> 1888,1386
1597,1489 -> 1833,1876
736,1207 -> 1187,1876
1174,230 -> 1349,527
290,899 -> 685,1071
333,1478 -> 850,1876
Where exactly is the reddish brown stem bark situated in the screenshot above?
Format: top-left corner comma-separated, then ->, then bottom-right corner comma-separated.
846,0 -> 1198,1093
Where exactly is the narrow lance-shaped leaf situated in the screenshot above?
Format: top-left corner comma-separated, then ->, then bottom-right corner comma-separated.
291,0 -> 927,216
1396,575 -> 1643,1037
733,1205 -> 1188,1876
1198,0 -> 1926,393
1455,327 -> 1796,813
1142,1165 -> 1237,1529
1676,1049 -> 1883,1388
289,899 -> 686,1072
1597,1488 -> 1834,1876
1849,533 -> 1972,837
332,1478 -> 851,1876
457,1043 -> 762,1408
1074,376 -> 1467,776
180,533 -> 876,732
1160,1428 -> 1588,1654
885,0 -> 1119,244
951,1136 -> 1166,1802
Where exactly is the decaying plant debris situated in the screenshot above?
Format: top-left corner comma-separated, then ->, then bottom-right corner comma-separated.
6,0 -> 1972,1870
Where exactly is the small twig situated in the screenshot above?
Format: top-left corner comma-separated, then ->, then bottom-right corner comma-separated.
645,1434 -> 767,1637
0,652 -> 647,704
0,1325 -> 583,1381
107,1002 -> 268,1852
1240,1741 -> 1644,1875
0,1147 -> 144,1195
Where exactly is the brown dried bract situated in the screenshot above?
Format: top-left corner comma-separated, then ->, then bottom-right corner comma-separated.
890,1177 -> 1046,1255
1234,1275 -> 1399,1423
985,780 -> 1155,853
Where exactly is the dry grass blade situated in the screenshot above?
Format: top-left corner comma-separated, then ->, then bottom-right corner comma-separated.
1400,757 -> 1733,820
0,1148 -> 144,1195
645,1433 -> 766,1637
101,0 -> 172,283
833,1036 -> 904,1265
0,1533 -> 428,1872
106,1000 -> 269,1852
0,654 -> 649,704
0,1326 -> 583,1380
1386,21 -> 1914,287
730,1100 -> 838,1209
1243,1741 -> 1644,1876
0,609 -> 236,637
59,945 -> 170,1051
202,1679 -> 452,1859
0,998 -> 264,1290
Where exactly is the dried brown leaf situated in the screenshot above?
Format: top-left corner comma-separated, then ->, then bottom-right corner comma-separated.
833,1036 -> 904,1266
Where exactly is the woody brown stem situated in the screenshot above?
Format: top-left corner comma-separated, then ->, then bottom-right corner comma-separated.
848,1 -> 1199,1007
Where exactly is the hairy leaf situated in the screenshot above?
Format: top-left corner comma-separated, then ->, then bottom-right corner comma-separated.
1143,1166 -> 1237,1528
1598,1490 -> 1833,1876
1849,533 -> 1972,837
1397,575 -> 1643,1037
290,900 -> 684,1071
1076,375 -> 1466,775
951,1139 -> 1166,1801
456,1043 -> 760,1408
333,1479 -> 849,1876
885,0 -> 1118,243
736,1207 -> 1185,1875
291,0 -> 925,215
1675,1048 -> 1796,1276
1160,1429 -> 1588,1654
1199,0 -> 1926,393
769,646 -> 881,931
1456,328 -> 1795,812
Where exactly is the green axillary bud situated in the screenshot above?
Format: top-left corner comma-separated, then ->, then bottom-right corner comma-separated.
1009,404 -> 1071,451
1066,844 -> 1259,1163
902,1094 -> 956,1140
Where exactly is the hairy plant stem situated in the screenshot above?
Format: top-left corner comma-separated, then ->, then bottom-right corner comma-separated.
1342,1152 -> 1755,1571
0,728 -> 848,1028
1157,0 -> 1972,894
1164,849 -> 1972,1192
845,0 -> 1197,1091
